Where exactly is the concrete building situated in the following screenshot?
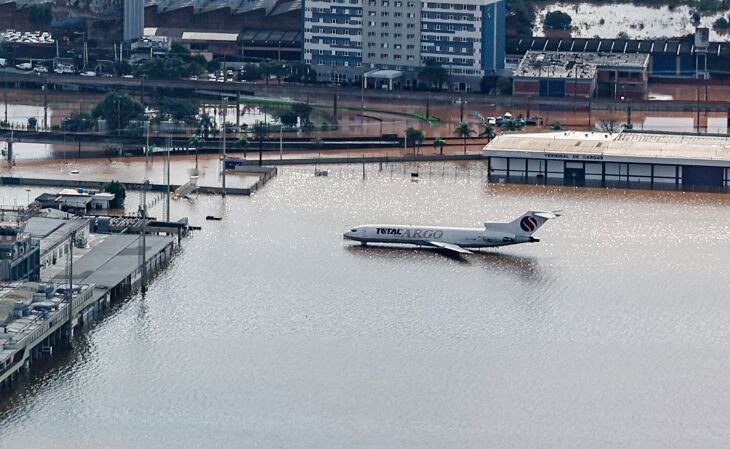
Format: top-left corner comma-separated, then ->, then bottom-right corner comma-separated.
0,214 -> 40,281
124,0 -> 145,41
483,130 -> 730,191
506,31 -> 730,81
303,0 -> 505,91
512,51 -> 649,99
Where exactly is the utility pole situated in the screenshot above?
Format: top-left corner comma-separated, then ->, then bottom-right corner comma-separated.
43,77 -> 48,130
66,230 -> 75,346
222,97 -> 227,197
165,135 -> 171,222
139,180 -> 148,292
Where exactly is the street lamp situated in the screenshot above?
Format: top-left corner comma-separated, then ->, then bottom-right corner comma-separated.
619,96 -> 631,128
25,189 -> 30,206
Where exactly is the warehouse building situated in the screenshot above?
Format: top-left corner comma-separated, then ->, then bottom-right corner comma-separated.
505,29 -> 730,80
512,51 -> 649,99
483,130 -> 730,191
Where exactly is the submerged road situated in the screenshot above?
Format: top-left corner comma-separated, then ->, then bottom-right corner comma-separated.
3,68 -> 730,113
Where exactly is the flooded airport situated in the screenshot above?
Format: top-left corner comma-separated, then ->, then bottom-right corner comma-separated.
1,163 -> 730,449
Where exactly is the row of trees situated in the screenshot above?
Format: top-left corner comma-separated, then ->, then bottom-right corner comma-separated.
405,117 -> 498,155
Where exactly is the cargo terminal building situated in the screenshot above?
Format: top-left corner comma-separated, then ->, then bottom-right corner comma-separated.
483,131 -> 730,191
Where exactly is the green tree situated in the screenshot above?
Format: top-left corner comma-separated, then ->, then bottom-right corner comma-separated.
291,103 -> 313,122
27,117 -> 37,130
479,120 -> 496,141
238,63 -> 262,81
28,4 -> 52,28
480,74 -> 499,94
550,121 -> 562,130
502,119 -> 524,132
496,77 -> 513,95
714,16 -> 730,29
63,112 -> 95,132
544,10 -> 572,31
454,121 -> 475,154
418,60 -> 451,90
405,127 -> 425,154
237,134 -> 249,148
104,180 -> 126,208
159,97 -> 199,123
197,112 -> 215,139
276,109 -> 299,127
507,0 -> 535,37
91,92 -> 145,132
433,137 -> 446,155
288,62 -> 317,84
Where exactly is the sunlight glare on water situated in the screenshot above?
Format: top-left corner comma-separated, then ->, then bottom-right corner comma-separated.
1,164 -> 729,449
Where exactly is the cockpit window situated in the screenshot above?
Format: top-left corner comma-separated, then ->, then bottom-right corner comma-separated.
350,229 -> 357,232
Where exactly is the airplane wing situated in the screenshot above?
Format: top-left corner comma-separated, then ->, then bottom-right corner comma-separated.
428,241 -> 473,255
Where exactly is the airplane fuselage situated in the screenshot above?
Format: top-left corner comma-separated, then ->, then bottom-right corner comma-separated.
343,224 -> 536,248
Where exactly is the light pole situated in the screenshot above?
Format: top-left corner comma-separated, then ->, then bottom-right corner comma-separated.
25,188 -> 30,206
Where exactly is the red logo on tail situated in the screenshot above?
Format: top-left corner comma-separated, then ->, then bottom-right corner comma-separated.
520,216 -> 537,233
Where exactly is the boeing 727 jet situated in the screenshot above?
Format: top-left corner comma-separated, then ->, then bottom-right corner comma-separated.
343,210 -> 560,254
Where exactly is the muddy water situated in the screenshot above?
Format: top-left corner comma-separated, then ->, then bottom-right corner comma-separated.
1,163 -> 729,449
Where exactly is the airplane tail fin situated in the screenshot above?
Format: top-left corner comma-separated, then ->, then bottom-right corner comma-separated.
487,210 -> 560,236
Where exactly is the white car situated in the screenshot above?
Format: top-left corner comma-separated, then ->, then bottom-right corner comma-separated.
79,71 -> 96,77
33,66 -> 48,73
15,62 -> 32,70
121,74 -> 134,78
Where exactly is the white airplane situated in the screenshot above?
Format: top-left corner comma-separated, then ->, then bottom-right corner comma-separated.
343,210 -> 560,255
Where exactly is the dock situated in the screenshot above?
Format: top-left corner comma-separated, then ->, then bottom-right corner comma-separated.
0,215 -> 183,392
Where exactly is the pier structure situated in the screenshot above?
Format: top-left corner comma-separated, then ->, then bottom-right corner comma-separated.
0,229 -> 177,392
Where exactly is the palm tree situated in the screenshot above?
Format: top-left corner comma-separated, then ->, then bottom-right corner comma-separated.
454,121 -> 474,154
197,113 -> 215,140
479,122 -> 495,143
405,127 -> 425,155
237,134 -> 249,159
433,137 -> 446,155
189,134 -> 201,172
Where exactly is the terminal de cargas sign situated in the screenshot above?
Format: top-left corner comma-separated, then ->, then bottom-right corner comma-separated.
543,152 -> 604,161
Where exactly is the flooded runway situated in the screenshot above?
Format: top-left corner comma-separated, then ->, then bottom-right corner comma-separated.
1,164 -> 729,448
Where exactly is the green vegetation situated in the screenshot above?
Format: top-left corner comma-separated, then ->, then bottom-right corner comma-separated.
62,112 -> 95,132
134,45 -> 206,80
158,97 -> 198,123
479,120 -> 496,141
104,181 -> 126,208
91,93 -> 145,131
507,0 -> 536,36
418,60 -> 451,90
713,15 -> 730,29
27,117 -> 37,130
405,127 -> 425,153
454,122 -> 475,154
550,121 -> 563,130
197,112 -> 215,139
433,137 -> 446,155
497,77 -> 513,96
544,10 -> 572,30
275,109 -> 299,127
28,4 -> 52,28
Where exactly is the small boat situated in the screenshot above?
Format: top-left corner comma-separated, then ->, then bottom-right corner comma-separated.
206,215 -> 222,221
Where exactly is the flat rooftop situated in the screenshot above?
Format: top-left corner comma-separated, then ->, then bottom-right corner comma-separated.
514,51 -> 650,79
49,234 -> 173,289
483,131 -> 730,166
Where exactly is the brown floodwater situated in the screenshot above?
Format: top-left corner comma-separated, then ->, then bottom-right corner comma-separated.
1,161 -> 729,449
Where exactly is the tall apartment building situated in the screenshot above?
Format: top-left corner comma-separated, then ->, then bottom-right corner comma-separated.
302,0 -> 504,91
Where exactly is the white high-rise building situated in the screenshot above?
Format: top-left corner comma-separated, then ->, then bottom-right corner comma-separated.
124,0 -> 144,42
302,0 -> 505,91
